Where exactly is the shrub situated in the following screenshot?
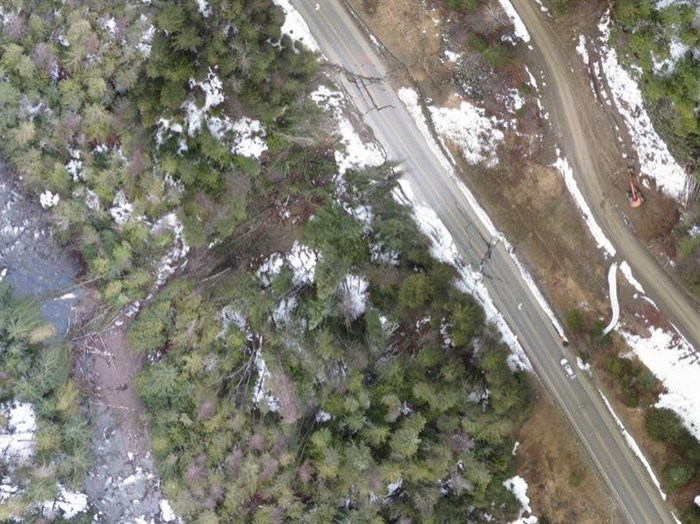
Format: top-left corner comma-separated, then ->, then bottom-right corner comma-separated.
661,462 -> 694,491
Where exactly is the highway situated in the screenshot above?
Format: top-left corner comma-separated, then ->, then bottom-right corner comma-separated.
291,1 -> 676,523
509,0 -> 700,353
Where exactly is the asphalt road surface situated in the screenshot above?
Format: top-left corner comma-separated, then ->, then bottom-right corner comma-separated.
509,0 -> 700,352
291,1 -> 676,522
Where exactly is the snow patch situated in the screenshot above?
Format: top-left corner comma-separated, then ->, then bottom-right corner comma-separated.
41,486 -> 89,520
576,35 -> 589,65
338,274 -> 369,321
184,68 -> 225,136
256,253 -> 284,287
576,356 -> 591,374
109,190 -> 133,225
137,22 -> 156,56
39,190 -> 59,209
159,499 -> 179,522
0,401 -> 36,463
496,0 -> 531,43
231,117 -> 268,159
66,147 -> 83,182
596,13 -> 693,203
599,390 -> 667,499
315,410 -> 332,423
272,0 -> 321,53
602,262 -> 619,336
619,261 -> 646,294
620,328 -> 700,441
253,349 -> 280,412
151,213 -> 190,287
652,38 -> 689,75
503,476 -> 537,523
272,295 -> 297,326
311,85 -> 385,175
287,242 -> 318,286
428,102 -> 505,167
397,87 -> 456,172
395,180 -> 532,372
552,149 -> 616,257
195,0 -> 211,17
444,49 -> 460,63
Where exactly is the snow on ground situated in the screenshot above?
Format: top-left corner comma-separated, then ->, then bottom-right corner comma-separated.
311,85 -> 386,175
576,35 -> 589,66
619,261 -> 645,294
496,0 -> 531,43
39,190 -> 59,209
602,262 -> 619,336
397,88 -> 456,172
398,87 -> 505,167
599,390 -> 667,499
399,86 -> 568,343
338,274 -> 369,321
137,19 -> 156,56
287,241 -> 318,286
195,0 -> 211,17
620,327 -> 700,441
109,190 -> 133,225
256,253 -> 284,287
552,148 -> 616,257
253,349 -> 281,412
523,66 -> 549,120
41,486 -> 89,520
184,68 -> 225,136
394,180 -> 532,372
272,0 -> 321,53
590,13 -> 693,203
652,38 -> 689,75
231,117 -> 268,159
444,49 -> 460,63
272,295 -> 297,326
160,499 -> 181,522
66,147 -> 83,182
0,401 -> 36,463
428,103 -> 505,167
156,68 -> 269,159
503,476 -> 537,523
532,0 -> 551,15
150,213 -> 190,287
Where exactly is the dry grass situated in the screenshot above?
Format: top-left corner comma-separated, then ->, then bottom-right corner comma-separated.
517,386 -> 618,523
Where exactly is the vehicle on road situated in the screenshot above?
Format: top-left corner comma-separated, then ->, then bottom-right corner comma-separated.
560,357 -> 576,379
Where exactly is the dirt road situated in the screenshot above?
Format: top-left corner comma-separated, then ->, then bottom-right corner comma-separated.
509,0 -> 700,350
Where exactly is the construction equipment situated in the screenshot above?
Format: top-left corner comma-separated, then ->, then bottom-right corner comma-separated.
626,166 -> 644,208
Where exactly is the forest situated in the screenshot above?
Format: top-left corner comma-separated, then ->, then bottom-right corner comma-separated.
0,0 -> 533,520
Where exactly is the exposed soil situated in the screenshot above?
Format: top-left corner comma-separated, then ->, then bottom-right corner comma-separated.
72,298 -> 166,523
517,386 -> 617,523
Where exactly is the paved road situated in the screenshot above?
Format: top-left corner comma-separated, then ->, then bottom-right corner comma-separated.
509,0 -> 700,351
291,1 -> 675,523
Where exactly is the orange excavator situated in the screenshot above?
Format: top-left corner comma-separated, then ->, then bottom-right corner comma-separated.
626,165 -> 644,208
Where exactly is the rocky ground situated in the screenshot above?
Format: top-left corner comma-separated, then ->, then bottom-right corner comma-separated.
0,162 -> 81,334
0,157 -> 173,522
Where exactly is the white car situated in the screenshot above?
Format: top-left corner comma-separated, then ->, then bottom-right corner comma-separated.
560,357 -> 576,379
